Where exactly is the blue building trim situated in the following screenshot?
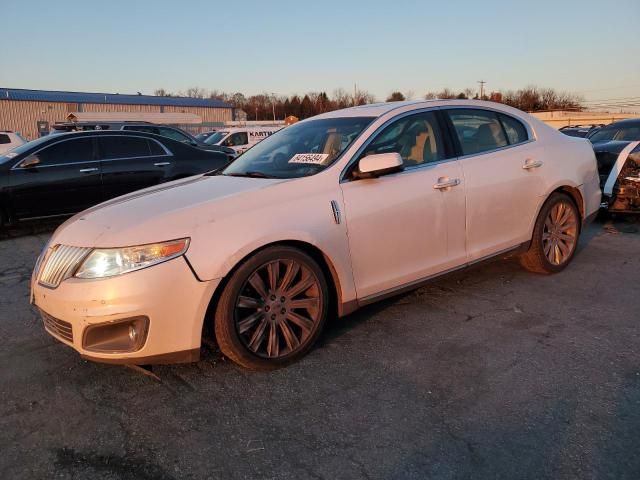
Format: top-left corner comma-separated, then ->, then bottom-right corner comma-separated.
0,88 -> 230,109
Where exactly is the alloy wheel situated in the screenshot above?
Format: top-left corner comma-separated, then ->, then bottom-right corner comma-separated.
234,259 -> 322,359
542,201 -> 578,265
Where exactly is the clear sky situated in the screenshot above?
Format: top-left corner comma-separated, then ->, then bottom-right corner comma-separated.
2,0 -> 639,105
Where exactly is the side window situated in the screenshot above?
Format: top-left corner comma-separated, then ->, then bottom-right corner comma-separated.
158,127 -> 191,143
33,138 -> 94,166
361,111 -> 446,167
224,132 -> 249,147
0,134 -> 10,144
148,139 -> 167,155
98,136 -> 152,159
499,114 -> 528,145
448,109 -> 508,156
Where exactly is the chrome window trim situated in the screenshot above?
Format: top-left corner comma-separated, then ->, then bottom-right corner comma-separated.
10,135 -> 172,170
444,106 -> 536,161
340,106 -> 454,183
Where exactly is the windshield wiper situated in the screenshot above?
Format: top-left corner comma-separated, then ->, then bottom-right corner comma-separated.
224,171 -> 279,179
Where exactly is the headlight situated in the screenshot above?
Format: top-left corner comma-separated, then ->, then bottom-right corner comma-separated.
74,238 -> 190,279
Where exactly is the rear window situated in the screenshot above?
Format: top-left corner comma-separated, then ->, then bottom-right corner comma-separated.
0,134 -> 10,144
98,136 -> 153,159
499,114 -> 528,145
448,109 -> 508,156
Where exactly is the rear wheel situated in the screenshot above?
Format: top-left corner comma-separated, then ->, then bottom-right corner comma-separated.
214,246 -> 328,370
520,193 -> 580,274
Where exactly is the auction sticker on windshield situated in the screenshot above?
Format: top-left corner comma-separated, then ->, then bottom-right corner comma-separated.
289,153 -> 329,165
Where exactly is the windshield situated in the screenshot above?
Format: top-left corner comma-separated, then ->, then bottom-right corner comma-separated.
589,124 -> 640,143
222,117 -> 374,179
203,131 -> 229,144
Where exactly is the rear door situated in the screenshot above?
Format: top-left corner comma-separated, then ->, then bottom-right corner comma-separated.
444,108 -> 544,261
8,137 -> 102,218
98,135 -> 173,200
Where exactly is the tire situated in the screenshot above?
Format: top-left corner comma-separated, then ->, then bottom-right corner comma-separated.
520,192 -> 581,274
214,246 -> 329,370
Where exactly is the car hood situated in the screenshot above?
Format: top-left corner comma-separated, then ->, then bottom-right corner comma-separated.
51,175 -> 288,247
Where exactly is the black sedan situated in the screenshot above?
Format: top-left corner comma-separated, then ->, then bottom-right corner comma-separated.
588,118 -> 640,213
0,130 -> 230,226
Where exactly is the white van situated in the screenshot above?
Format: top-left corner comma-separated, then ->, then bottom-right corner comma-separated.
203,127 -> 283,154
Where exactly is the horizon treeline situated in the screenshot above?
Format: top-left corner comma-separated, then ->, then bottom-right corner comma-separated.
153,86 -> 584,120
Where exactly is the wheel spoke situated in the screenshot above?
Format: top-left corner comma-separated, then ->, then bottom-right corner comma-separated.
543,240 -> 552,255
266,261 -> 279,291
279,260 -> 300,292
558,232 -> 574,242
289,297 -> 319,310
279,320 -> 300,351
248,272 -> 269,300
286,311 -> 314,335
248,317 -> 268,351
267,322 -> 279,357
238,311 -> 264,334
546,242 -> 556,263
558,239 -> 571,257
237,295 -> 263,309
553,244 -> 562,264
286,273 -> 315,298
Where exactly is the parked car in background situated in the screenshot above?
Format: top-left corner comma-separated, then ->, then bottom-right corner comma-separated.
0,130 -> 229,227
31,100 -> 600,370
0,131 -> 26,154
50,122 -> 237,160
559,124 -> 604,138
588,120 -> 640,213
194,130 -> 218,142
587,118 -> 640,144
203,126 -> 283,154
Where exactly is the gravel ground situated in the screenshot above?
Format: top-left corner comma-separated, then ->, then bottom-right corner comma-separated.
0,217 -> 638,480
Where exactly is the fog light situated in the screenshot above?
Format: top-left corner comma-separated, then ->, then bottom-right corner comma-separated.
83,316 -> 149,353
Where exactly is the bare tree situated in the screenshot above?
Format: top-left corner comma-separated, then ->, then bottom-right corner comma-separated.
386,91 -> 406,102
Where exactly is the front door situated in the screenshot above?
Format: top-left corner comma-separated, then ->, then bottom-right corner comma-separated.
340,110 -> 466,300
9,137 -> 102,218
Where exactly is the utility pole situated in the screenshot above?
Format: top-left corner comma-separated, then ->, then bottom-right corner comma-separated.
477,80 -> 486,100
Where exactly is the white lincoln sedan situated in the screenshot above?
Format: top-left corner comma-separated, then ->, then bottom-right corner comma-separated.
31,100 -> 601,369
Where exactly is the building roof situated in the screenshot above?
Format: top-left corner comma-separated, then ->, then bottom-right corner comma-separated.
0,87 -> 231,109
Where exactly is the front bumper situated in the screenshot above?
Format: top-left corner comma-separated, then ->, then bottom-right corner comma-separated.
32,257 -> 220,364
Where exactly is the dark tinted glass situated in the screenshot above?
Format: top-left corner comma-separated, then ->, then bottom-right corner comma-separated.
123,125 -> 158,134
361,111 -> 446,167
148,139 -> 166,155
448,109 -> 508,155
499,114 -> 528,144
36,138 -> 94,165
158,127 -> 191,143
98,136 -> 152,160
0,134 -> 10,144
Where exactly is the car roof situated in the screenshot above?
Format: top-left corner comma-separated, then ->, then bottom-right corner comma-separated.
604,117 -> 640,127
313,99 -> 523,119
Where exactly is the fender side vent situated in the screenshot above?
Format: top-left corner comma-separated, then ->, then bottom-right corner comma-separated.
330,200 -> 341,224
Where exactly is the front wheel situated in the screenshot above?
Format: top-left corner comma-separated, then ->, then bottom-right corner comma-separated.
520,193 -> 581,274
214,246 -> 328,370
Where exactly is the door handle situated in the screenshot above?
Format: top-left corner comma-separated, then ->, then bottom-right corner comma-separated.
154,162 -> 171,167
523,159 -> 543,170
433,177 -> 461,190
79,168 -> 98,173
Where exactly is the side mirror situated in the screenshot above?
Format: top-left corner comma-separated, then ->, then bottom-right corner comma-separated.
354,152 -> 403,179
19,156 -> 41,168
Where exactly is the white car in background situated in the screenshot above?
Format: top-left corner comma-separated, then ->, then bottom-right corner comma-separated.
203,126 -> 283,154
32,100 -> 601,370
0,131 -> 26,154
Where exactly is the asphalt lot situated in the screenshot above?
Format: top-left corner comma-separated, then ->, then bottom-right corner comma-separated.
0,217 -> 639,480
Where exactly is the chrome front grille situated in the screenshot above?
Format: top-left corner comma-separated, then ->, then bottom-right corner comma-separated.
40,309 -> 74,343
38,244 -> 92,288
